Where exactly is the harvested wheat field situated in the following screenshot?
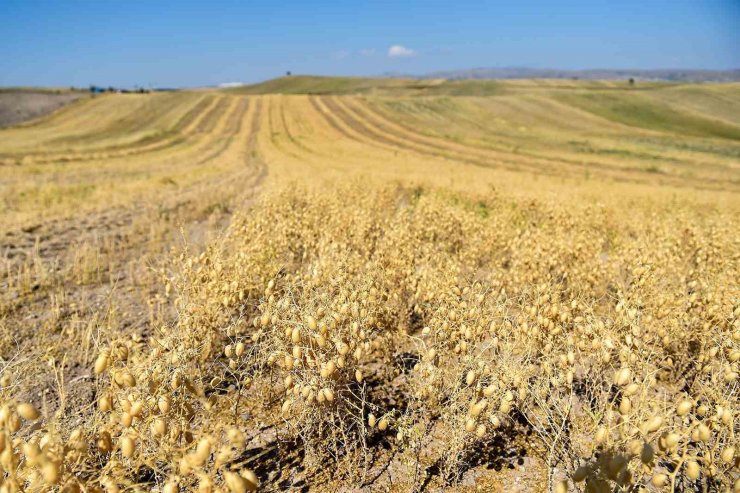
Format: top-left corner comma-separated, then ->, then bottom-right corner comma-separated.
0,78 -> 738,492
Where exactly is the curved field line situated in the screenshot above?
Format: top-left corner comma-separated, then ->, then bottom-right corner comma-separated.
326,95 -> 593,182
54,93 -> 202,144
3,97 -> 241,192
152,96 -> 266,216
5,95 -> 149,137
267,96 -> 533,188
194,97 -> 230,134
341,95 -> 636,182
173,95 -> 220,136
342,97 -> 735,191
26,98 -> 256,222
309,96 -> 410,154
246,97 -> 264,154
0,94 -> 274,234
41,92 -> 195,148
324,96 -> 554,178
0,96 -> 228,166
340,96 -> 600,174
264,96 -> 306,161
277,97 -> 318,156
342,97 -> 509,158
193,97 -> 251,166
0,95 -> 218,164
270,96 -> 358,162
180,96 -> 268,204
277,96 -> 354,160
0,97 -> 267,280
257,96 -> 403,181
265,96 -> 351,165
239,96 -> 268,188
117,96 -> 245,180
397,96 -> 731,175
358,96 -> 633,159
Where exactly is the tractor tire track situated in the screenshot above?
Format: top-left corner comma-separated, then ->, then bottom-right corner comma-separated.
308,96 -> 405,153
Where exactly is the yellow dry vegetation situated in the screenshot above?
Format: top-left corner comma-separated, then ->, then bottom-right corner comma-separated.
0,80 -> 738,492
1,92 -> 266,228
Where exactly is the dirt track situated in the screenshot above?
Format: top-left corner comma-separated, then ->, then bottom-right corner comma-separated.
0,91 -> 83,128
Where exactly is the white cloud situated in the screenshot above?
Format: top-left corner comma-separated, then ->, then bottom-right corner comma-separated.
333,50 -> 350,60
360,48 -> 376,57
388,45 -> 416,58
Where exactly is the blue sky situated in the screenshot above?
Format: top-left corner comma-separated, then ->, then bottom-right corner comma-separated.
1,0 -> 738,87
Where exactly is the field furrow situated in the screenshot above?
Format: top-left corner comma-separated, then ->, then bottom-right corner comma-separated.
326,95 -> 581,178
0,95 -> 215,164
352,96 -> 738,190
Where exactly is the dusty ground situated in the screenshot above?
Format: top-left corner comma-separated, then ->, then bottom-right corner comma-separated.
0,91 -> 84,127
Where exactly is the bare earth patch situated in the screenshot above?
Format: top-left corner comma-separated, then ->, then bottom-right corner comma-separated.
0,91 -> 84,128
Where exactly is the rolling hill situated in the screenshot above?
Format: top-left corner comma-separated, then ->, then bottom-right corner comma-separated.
1,75 -> 738,492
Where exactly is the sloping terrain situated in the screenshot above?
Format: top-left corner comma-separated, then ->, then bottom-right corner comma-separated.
227,75 -> 462,95
0,79 -> 738,492
422,67 -> 740,82
0,91 -> 85,128
227,75 -> 674,96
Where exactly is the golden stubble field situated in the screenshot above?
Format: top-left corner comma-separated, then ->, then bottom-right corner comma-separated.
0,79 -> 738,492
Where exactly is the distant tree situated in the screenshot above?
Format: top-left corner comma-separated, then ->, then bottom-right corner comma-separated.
286,71 -> 292,76
628,78 -> 635,86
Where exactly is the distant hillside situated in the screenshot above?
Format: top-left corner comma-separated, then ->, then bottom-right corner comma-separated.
225,75 -> 674,97
224,75 -> 450,95
420,67 -> 740,82
0,91 -> 85,128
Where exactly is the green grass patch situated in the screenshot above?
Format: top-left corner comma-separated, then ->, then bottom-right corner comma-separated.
555,92 -> 740,140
